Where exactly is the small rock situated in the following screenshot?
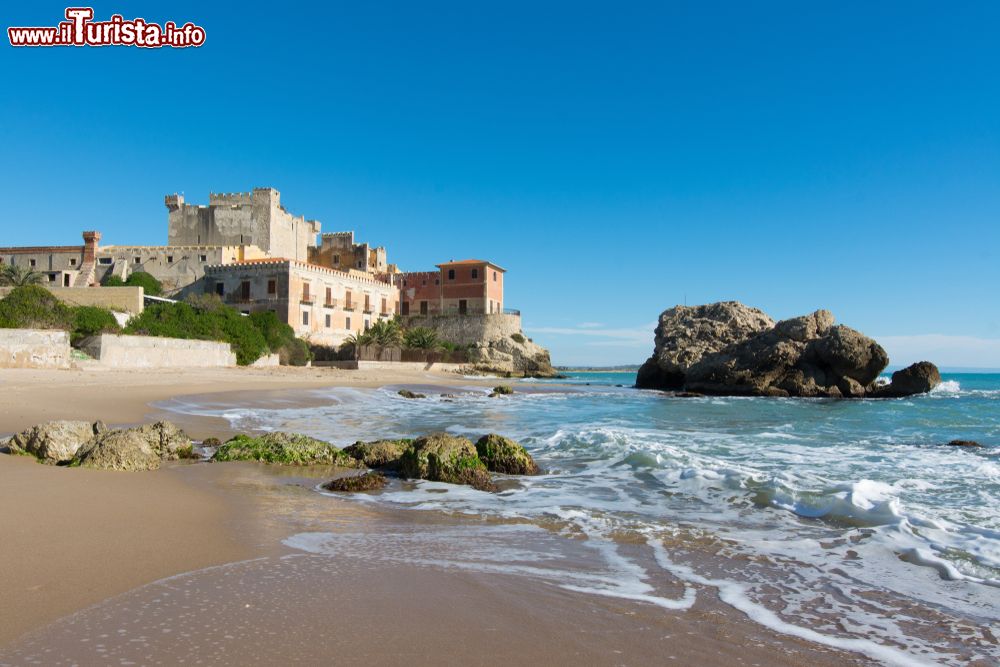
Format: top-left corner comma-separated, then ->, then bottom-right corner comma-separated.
322,472 -> 388,492
397,389 -> 426,399
946,440 -> 982,448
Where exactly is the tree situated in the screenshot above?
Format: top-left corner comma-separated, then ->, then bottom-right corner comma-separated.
0,264 -> 44,287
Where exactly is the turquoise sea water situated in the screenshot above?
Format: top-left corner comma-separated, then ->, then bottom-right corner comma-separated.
166,372 -> 1000,664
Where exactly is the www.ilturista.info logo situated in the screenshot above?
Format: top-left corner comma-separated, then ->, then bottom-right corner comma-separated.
8,7 -> 206,48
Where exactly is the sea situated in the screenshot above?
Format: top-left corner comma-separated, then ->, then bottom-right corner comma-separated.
170,371 -> 999,665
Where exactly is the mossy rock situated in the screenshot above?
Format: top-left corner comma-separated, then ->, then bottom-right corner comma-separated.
201,437 -> 223,448
212,432 -> 362,467
489,385 -> 514,397
322,472 -> 388,492
73,429 -> 161,471
342,439 -> 411,469
397,389 -> 426,399
399,433 -> 497,492
175,444 -> 202,460
475,434 -> 540,475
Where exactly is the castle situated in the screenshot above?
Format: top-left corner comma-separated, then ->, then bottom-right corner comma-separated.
0,187 -> 507,346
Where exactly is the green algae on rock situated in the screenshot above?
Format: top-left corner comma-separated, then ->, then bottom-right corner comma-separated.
212,432 -> 362,467
342,439 -> 412,469
399,433 -> 497,492
475,434 -> 540,475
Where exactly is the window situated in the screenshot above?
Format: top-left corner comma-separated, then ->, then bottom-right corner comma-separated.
346,317 -> 351,330
448,269 -> 455,280
64,274 -> 71,286
134,257 -> 141,264
302,311 -> 309,326
471,268 -> 478,279
381,297 -> 387,314
420,301 -> 428,315
29,259 -> 36,267
70,258 -> 78,266
364,294 -> 371,312
198,254 -> 207,262
98,257 -> 112,265
435,278 -> 440,285
267,279 -> 276,295
325,314 -> 331,328
333,254 -> 340,264
345,291 -> 353,308
364,319 -> 370,331
493,271 -> 497,282
459,299 -> 467,315
47,273 -> 56,282
166,256 -> 173,263
401,301 -> 410,316
325,287 -> 332,305
215,282 -> 224,296
302,283 -> 310,301
240,280 -> 250,301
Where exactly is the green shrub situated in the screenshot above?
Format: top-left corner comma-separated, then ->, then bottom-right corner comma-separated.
249,310 -> 311,365
0,285 -> 73,330
510,332 -> 526,344
71,306 -> 120,343
124,271 -> 162,296
102,275 -> 126,287
125,300 -> 267,365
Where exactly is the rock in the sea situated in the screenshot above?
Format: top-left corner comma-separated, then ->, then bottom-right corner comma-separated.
201,437 -> 223,448
946,439 -> 981,448
212,432 -> 363,467
399,433 -> 497,491
464,335 -> 559,378
8,420 -> 101,464
475,434 -> 540,475
73,429 -> 162,471
636,302 -> 775,390
636,302 -> 939,399
342,439 -> 411,469
871,362 -> 942,398
397,389 -> 426,399
489,385 -> 514,397
322,472 -> 388,492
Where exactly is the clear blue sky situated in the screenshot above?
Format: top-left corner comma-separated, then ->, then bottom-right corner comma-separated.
2,2 -> 998,367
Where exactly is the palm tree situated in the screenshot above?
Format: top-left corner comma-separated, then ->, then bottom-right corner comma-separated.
403,326 -> 439,350
0,264 -> 44,287
367,318 -> 402,347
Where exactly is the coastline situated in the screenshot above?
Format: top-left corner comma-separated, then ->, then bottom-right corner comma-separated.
0,367 -> 866,664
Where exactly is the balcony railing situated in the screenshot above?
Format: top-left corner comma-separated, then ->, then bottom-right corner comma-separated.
323,299 -> 338,308
503,308 -> 520,316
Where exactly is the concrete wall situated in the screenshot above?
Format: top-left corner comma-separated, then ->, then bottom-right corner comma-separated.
78,334 -> 236,368
402,313 -> 522,345
0,329 -> 71,369
0,286 -> 144,314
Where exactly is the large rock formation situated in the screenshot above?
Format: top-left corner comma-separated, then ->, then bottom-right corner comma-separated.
72,421 -> 195,471
636,302 -> 775,390
636,302 -> 940,398
399,432 -> 497,491
466,335 -> 557,378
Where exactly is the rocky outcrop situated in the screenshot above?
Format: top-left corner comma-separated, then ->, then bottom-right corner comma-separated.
131,421 -> 193,460
636,302 -> 775,390
475,434 -> 540,475
8,420 -> 104,464
397,390 -> 426,399
342,439 -> 411,470
399,433 -> 497,492
466,335 -> 558,378
636,302 -> 940,398
74,429 -> 162,471
212,432 -> 362,467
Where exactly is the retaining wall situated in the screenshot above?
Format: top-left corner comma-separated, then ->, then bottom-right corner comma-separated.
401,313 -> 522,345
78,334 -> 236,368
0,329 -> 71,369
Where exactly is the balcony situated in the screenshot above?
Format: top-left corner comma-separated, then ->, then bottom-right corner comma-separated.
343,303 -> 355,311
300,297 -> 315,305
503,308 -> 520,316
323,299 -> 338,308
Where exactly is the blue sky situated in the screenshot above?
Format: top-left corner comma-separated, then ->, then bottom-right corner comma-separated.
2,2 -> 998,367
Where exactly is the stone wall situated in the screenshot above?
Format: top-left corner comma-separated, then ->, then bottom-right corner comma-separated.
402,313 -> 522,345
0,286 -> 144,314
0,329 -> 71,369
78,334 -> 236,368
